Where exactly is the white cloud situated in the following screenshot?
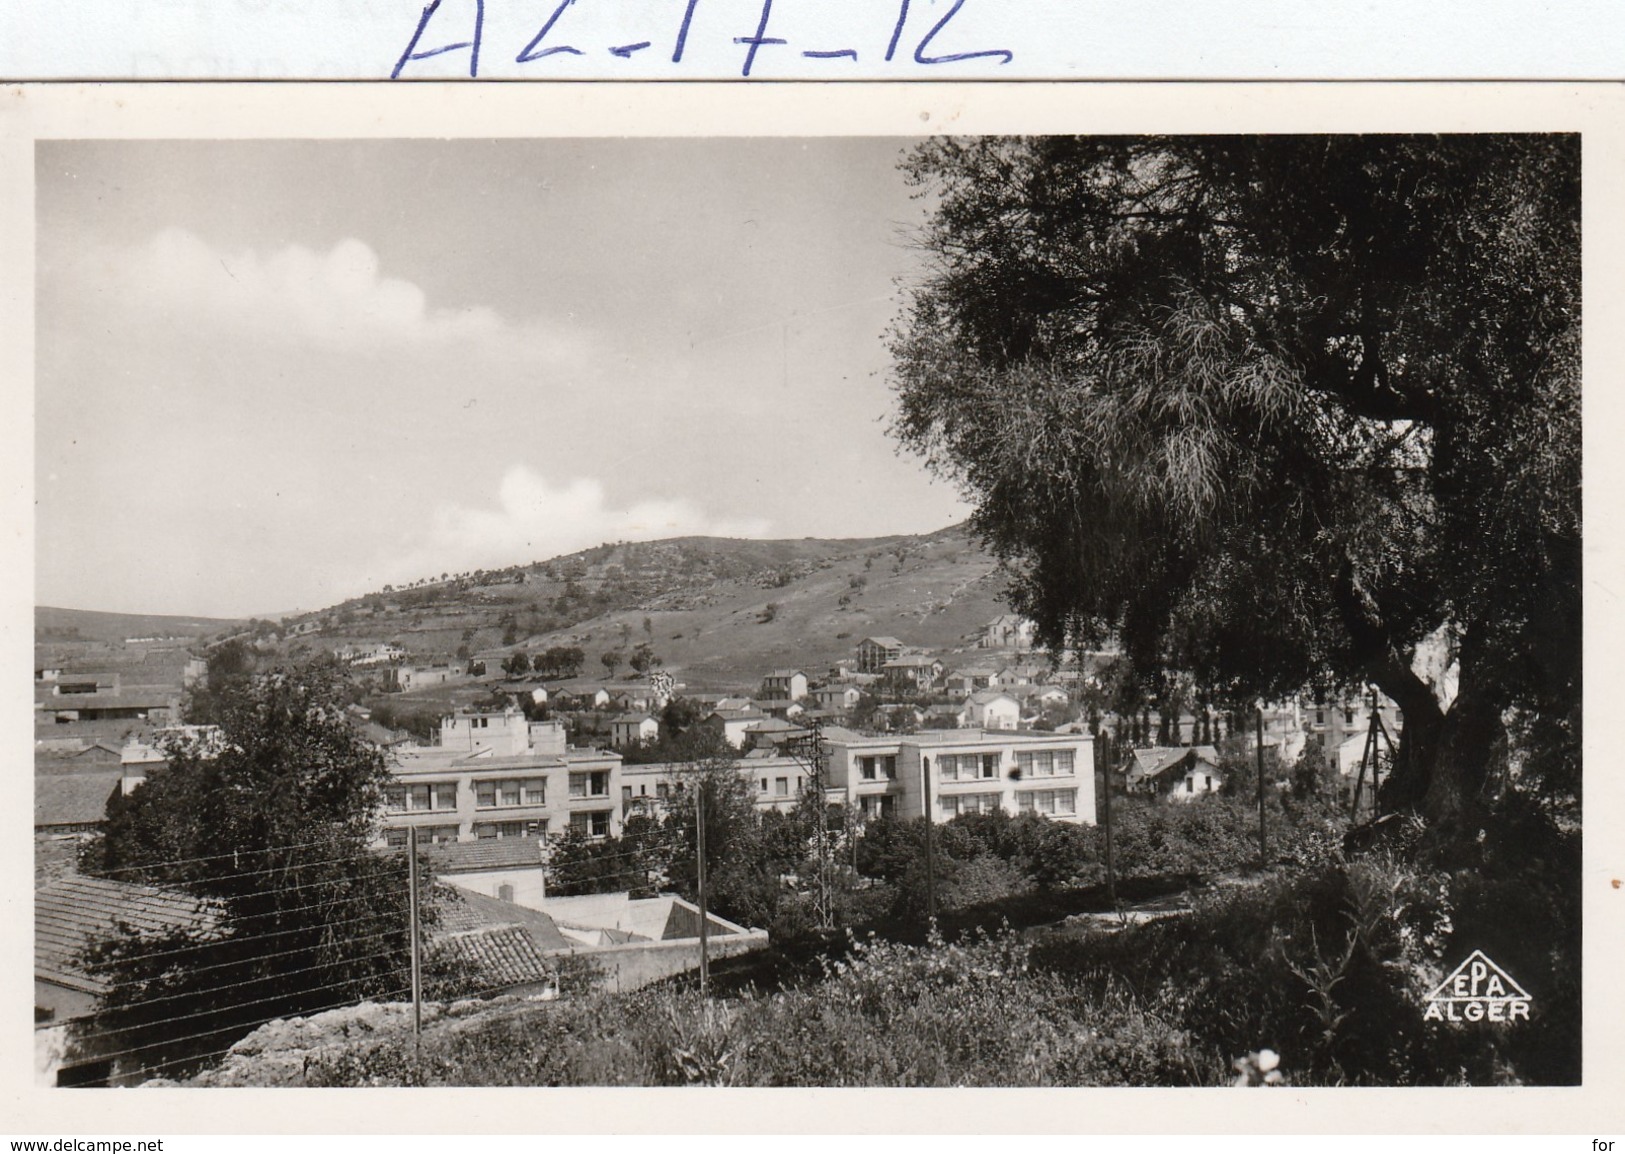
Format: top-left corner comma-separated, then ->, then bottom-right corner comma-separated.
370,465 -> 772,586
68,227 -> 586,359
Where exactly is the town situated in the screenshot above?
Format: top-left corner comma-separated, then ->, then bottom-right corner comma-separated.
35,582 -> 1409,1087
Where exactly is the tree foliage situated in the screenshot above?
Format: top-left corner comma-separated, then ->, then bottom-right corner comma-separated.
889,135 -> 1579,827
76,666 -> 424,1079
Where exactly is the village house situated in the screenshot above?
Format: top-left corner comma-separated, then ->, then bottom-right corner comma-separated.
759,669 -> 810,702
880,654 -> 944,693
823,727 -> 1096,825
1126,745 -> 1225,801
943,665 -> 1001,699
855,636 -> 906,674
609,713 -> 659,748
980,614 -> 1037,650
965,690 -> 1021,731
35,875 -> 227,1086
382,663 -> 464,693
701,707 -> 771,749
813,683 -> 863,713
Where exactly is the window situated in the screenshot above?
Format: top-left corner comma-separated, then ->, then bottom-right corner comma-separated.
775,777 -> 789,797
761,778 -> 769,793
570,810 -> 612,838
1186,778 -> 1194,793
569,771 -> 610,798
474,819 -> 546,840
498,883 -> 514,902
938,754 -> 958,780
941,791 -> 1000,817
476,778 -> 546,809
979,754 -> 999,779
384,827 -> 408,849
622,786 -> 634,804
387,782 -> 458,813
1016,789 -> 1077,815
656,782 -> 669,800
1055,749 -> 1075,775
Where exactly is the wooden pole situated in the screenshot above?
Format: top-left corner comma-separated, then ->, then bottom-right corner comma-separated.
407,825 -> 422,1047
1256,707 -> 1268,868
1101,729 -> 1116,906
696,776 -> 709,997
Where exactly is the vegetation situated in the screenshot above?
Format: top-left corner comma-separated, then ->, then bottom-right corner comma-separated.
889,136 -> 1579,832
75,666 -> 432,1080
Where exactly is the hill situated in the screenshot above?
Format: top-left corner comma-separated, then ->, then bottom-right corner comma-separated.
268,524 -> 1037,691
35,606 -> 245,645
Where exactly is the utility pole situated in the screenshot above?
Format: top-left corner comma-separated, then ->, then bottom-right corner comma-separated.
922,754 -> 937,926
1100,727 -> 1116,906
1256,706 -> 1268,868
695,775 -> 709,997
407,825 -> 423,1052
786,719 -> 832,928
1351,687 -> 1391,822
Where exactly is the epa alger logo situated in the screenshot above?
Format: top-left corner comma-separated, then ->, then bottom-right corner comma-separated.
1423,949 -> 1530,1023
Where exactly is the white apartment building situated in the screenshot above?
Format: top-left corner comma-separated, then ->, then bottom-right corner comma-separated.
824,728 -> 1096,825
378,706 -> 623,848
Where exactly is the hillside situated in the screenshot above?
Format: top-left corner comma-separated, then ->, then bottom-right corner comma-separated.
36,605 -> 245,643
269,524 -> 1035,690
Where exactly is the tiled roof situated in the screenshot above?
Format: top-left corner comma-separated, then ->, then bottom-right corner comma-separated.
425,837 -> 548,873
861,637 -> 904,649
430,925 -> 557,988
882,655 -> 940,668
432,884 -> 570,951
36,875 -> 226,995
1130,745 -> 1222,780
34,773 -> 122,828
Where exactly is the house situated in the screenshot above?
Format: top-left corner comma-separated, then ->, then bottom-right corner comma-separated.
701,707 -> 770,749
380,708 -> 624,847
855,636 -> 906,674
609,713 -> 659,748
754,697 -> 807,722
981,614 -> 1037,650
428,884 -> 566,1000
1127,745 -> 1224,801
965,690 -> 1021,731
880,654 -> 944,692
943,665 -> 1000,699
427,837 -> 552,909
759,669 -> 810,702
924,702 -> 971,729
35,875 -> 227,1086
381,663 -> 463,693
824,728 -> 1095,825
813,683 -> 863,712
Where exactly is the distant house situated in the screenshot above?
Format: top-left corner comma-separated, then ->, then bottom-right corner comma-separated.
855,637 -> 906,674
813,683 -> 862,712
966,691 -> 1021,731
382,663 -> 462,693
610,713 -> 659,748
1127,746 -> 1224,802
880,655 -> 943,692
981,614 -> 1037,650
944,665 -> 1000,699
925,702 -> 971,729
759,670 -> 809,702
702,708 -> 770,749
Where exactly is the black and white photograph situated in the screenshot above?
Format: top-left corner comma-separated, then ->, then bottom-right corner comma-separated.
11,85 -> 1612,1126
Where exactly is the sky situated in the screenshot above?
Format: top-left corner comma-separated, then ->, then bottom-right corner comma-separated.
34,138 -> 972,619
